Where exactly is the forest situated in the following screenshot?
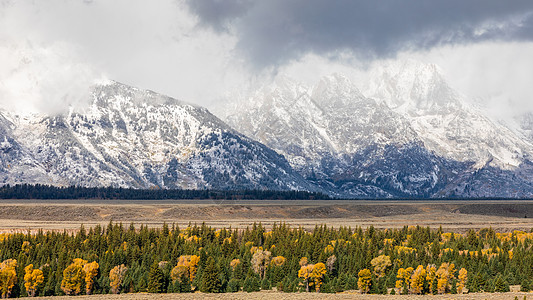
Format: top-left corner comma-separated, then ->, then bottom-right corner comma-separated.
0,222 -> 531,297
0,184 -> 330,200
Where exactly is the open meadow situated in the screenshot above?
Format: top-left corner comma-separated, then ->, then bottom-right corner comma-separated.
0,199 -> 533,233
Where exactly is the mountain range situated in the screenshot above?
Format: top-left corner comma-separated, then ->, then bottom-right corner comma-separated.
2,60 -> 533,198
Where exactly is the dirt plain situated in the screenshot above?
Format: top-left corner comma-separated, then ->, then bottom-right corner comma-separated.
23,289 -> 533,300
0,199 -> 533,233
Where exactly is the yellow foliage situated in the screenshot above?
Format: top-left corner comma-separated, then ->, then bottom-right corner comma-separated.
435,263 -> 455,294
186,235 -> 200,243
357,268 -> 372,294
298,264 -> 314,292
173,255 -> 200,282
229,259 -> 241,270
170,265 -> 188,283
270,256 -> 286,267
61,260 -> 85,295
24,264 -> 44,297
394,245 -> 417,254
299,257 -> 308,267
109,264 -> 128,294
22,241 -> 31,254
425,265 -> 437,292
60,258 -> 97,296
0,259 -> 17,298
311,263 -> 327,292
409,265 -> 426,294
370,255 -> 391,278
457,268 -> 467,294
324,244 -> 334,254
250,246 -> 263,254
395,267 -> 413,294
83,261 -> 99,295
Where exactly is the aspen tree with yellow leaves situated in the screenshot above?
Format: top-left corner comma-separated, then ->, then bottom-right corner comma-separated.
358,268 -> 372,293
0,259 -> 17,299
23,264 -> 44,297
109,264 -> 128,294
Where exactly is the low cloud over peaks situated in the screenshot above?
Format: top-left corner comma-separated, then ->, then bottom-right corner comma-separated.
186,0 -> 533,69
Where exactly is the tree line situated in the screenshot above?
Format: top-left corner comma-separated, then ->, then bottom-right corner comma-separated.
0,184 -> 330,200
0,222 -> 531,297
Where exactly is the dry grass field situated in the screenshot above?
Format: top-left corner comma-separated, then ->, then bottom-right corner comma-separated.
24,290 -> 533,299
0,199 -> 533,233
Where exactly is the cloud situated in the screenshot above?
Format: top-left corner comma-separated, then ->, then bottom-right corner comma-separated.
0,0 -> 245,114
0,41 -> 98,115
186,0 -> 533,69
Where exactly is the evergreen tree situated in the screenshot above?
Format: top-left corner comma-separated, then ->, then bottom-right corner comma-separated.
227,279 -> 241,292
147,263 -> 164,293
201,257 -> 222,293
520,279 -> 530,292
260,278 -> 271,290
493,274 -> 509,293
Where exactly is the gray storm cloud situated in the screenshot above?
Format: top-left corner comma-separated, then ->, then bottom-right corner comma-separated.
186,0 -> 533,69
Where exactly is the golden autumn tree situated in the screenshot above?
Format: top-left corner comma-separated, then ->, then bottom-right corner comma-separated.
229,259 -> 241,271
109,264 -> 128,294
425,264 -> 437,293
171,255 -> 200,284
23,264 -> 44,297
436,263 -> 455,294
298,264 -> 314,292
251,249 -> 271,279
311,263 -> 327,292
61,259 -> 87,296
457,268 -> 467,294
0,259 -> 17,299
395,267 -> 413,294
357,268 -> 372,294
410,265 -> 427,294
270,256 -> 286,267
370,255 -> 391,278
170,265 -> 188,283
83,261 -> 99,295
299,257 -> 308,267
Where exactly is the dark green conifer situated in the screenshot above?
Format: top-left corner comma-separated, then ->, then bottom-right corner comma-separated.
201,257 -> 222,293
147,263 -> 164,293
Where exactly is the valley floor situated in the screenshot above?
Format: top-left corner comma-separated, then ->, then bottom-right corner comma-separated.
23,290 -> 533,300
0,199 -> 532,233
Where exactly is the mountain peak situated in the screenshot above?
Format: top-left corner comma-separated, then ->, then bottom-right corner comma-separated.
365,59 -> 459,114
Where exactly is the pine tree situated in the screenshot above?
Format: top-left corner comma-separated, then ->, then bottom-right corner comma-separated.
520,279 -> 530,292
494,274 -> 509,293
201,257 -> 222,293
147,263 -> 164,293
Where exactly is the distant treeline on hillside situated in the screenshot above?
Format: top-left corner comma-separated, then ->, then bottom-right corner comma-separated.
0,184 -> 330,200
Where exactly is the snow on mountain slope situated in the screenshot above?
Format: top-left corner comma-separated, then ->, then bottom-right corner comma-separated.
216,73 -> 465,198
365,60 -> 533,169
216,60 -> 533,198
0,113 -> 56,185
1,81 -> 312,191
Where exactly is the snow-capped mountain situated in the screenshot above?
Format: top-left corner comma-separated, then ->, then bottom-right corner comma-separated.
216,61 -> 533,198
0,81 -> 312,191
365,60 -> 533,169
3,61 -> 533,198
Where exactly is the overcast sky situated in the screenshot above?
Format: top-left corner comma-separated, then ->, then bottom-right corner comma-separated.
1,0 -> 533,117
